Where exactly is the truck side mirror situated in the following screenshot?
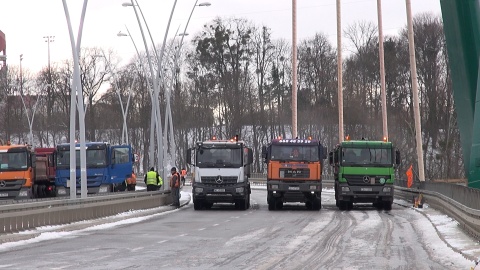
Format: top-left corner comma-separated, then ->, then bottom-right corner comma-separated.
261,146 -> 267,163
319,146 -> 327,159
31,153 -> 36,168
395,149 -> 401,165
328,152 -> 333,165
247,148 -> 254,165
186,148 -> 192,165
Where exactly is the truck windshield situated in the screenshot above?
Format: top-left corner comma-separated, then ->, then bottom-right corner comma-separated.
0,152 -> 28,170
196,147 -> 242,168
57,149 -> 107,168
270,145 -> 319,162
342,147 -> 392,166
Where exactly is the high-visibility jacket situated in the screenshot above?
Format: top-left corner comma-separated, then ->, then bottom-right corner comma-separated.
157,175 -> 163,186
145,171 -> 158,185
170,172 -> 181,188
181,169 -> 187,177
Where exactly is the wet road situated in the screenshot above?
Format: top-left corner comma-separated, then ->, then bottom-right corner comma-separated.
0,187 -> 474,269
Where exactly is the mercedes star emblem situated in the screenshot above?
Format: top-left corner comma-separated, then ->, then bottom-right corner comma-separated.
0,181 -> 6,188
215,176 -> 223,184
363,176 -> 370,184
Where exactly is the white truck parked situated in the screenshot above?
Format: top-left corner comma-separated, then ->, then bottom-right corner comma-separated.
186,136 -> 253,210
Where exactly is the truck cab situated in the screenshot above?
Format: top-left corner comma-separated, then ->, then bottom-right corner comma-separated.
0,142 -> 36,199
329,137 -> 400,210
187,136 -> 253,210
262,138 -> 326,211
55,142 -> 133,196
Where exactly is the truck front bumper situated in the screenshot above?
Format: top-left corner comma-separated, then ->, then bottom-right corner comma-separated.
193,182 -> 250,203
337,183 -> 394,203
267,180 -> 322,203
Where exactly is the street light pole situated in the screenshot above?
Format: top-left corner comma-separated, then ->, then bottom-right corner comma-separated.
62,0 -> 89,199
165,1 -> 210,167
19,54 -> 23,95
43,36 -> 55,72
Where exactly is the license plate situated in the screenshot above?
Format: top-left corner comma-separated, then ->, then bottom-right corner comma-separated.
214,189 -> 225,192
361,187 -> 372,192
289,186 -> 300,190
0,193 -> 8,197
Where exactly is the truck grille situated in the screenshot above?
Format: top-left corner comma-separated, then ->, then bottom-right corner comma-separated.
280,168 -> 310,178
345,175 -> 389,186
201,176 -> 238,186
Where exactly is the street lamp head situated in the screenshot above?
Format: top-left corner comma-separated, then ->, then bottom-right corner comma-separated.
117,31 -> 128,37
122,2 -> 134,7
198,2 -> 211,6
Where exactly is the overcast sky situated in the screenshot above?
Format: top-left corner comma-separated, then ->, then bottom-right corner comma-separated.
0,0 -> 442,74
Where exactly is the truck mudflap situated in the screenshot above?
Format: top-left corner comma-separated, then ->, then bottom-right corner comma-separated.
267,180 -> 322,211
192,182 -> 250,210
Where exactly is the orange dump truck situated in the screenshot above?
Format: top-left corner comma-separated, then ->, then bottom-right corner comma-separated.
0,143 -> 57,199
262,138 -> 327,210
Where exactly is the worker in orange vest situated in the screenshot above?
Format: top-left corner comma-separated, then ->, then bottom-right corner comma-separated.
180,168 -> 187,186
126,170 -> 136,191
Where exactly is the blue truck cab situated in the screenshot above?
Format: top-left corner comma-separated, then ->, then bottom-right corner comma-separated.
55,142 -> 133,196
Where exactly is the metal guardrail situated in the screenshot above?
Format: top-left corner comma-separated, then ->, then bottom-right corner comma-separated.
395,178 -> 480,240
0,190 -> 172,234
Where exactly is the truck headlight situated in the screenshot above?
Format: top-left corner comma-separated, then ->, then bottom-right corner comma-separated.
341,187 -> 350,192
195,187 -> 203,193
382,187 -> 391,193
310,185 -> 317,190
19,190 -> 28,197
271,184 -> 278,189
235,187 -> 244,193
99,186 -> 108,193
58,188 -> 66,195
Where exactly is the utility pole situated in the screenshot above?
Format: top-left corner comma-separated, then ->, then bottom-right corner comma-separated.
406,0 -> 425,182
291,0 -> 298,138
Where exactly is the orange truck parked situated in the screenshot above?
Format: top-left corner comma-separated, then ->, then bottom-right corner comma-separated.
0,142 -> 57,199
262,138 -> 327,210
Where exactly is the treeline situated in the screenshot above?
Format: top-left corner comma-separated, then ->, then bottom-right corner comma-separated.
0,13 -> 462,180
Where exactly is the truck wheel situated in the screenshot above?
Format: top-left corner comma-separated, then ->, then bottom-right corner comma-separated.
347,201 -> 353,210
194,200 -> 203,210
334,185 -> 340,207
268,201 -> 275,211
312,197 -> 321,211
383,201 -> 392,211
235,199 -> 247,210
339,200 -> 346,210
275,199 -> 283,210
204,202 -> 213,209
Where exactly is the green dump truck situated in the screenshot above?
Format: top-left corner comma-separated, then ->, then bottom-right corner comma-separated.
329,138 -> 400,210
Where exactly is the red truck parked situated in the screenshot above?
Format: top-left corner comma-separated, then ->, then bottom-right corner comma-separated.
33,148 -> 57,198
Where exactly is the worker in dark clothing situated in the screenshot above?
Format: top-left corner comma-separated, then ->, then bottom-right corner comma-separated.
145,167 -> 160,191
170,167 -> 181,207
